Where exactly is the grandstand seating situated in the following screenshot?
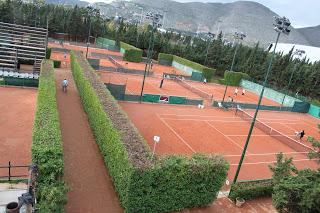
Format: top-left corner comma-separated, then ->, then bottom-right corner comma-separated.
0,21 -> 48,73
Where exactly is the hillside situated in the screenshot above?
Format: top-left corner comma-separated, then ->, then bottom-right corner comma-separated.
297,25 -> 320,47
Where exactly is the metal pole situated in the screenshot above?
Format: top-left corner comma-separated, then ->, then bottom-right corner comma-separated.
86,19 -> 92,59
222,39 -> 240,102
232,32 -> 281,184
281,62 -> 298,107
204,39 -> 211,66
140,28 -> 155,102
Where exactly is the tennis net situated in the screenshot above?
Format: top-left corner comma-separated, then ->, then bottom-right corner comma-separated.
175,77 -> 213,100
236,108 -> 313,153
108,56 -> 123,68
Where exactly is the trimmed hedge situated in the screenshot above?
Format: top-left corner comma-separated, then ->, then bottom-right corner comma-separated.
71,51 -> 229,212
229,179 -> 273,201
224,71 -> 250,86
158,53 -> 215,81
53,60 -> 61,68
120,42 -> 143,63
32,60 -> 67,212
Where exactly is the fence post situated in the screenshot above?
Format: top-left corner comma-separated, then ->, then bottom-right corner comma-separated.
8,161 -> 11,181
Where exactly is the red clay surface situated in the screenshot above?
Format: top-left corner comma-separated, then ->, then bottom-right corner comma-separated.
48,42 -> 123,57
179,197 -> 276,213
188,81 -> 280,106
55,68 -> 122,212
98,71 -> 201,99
51,52 -> 71,68
0,87 -> 37,177
120,102 -> 319,182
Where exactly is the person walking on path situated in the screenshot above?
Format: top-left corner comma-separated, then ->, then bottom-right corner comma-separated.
234,88 -> 238,96
242,88 -> 246,95
62,78 -> 69,92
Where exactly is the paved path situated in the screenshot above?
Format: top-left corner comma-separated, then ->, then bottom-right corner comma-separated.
55,68 -> 122,213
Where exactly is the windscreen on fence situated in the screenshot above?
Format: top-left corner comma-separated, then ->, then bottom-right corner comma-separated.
190,72 -> 203,82
143,94 -> 160,103
88,58 -> 100,70
3,77 -> 38,87
292,101 -> 310,113
105,83 -> 126,100
236,108 -> 313,154
169,96 -> 187,105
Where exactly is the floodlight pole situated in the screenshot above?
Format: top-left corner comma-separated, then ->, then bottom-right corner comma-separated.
140,27 -> 155,103
86,18 -> 92,59
233,32 -> 281,184
221,37 -> 241,102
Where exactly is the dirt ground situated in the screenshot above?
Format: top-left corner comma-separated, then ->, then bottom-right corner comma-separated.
54,68 -> 122,213
0,87 -> 37,177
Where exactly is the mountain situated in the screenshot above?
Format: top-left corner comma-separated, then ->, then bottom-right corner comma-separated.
297,25 -> 320,47
46,0 -> 315,47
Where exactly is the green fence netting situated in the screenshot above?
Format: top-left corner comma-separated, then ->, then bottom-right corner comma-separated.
186,99 -> 203,106
3,77 -> 38,87
292,102 -> 310,113
88,58 -> 100,70
169,96 -> 187,104
143,94 -> 160,103
124,94 -> 141,102
190,72 -> 203,82
105,83 -> 126,100
308,104 -> 320,118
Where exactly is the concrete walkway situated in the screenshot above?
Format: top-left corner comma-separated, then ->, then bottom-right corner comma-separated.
55,68 -> 122,213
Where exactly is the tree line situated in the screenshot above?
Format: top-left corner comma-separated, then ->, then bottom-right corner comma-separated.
0,0 -> 319,103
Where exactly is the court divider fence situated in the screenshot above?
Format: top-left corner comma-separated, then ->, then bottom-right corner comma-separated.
1,77 -> 38,87
104,83 -> 204,106
212,101 -> 295,112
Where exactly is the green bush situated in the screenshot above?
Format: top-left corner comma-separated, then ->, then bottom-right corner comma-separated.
71,51 -> 229,212
158,53 -> 174,64
0,78 -> 4,85
46,48 -> 52,59
272,169 -> 320,213
224,71 -> 250,86
120,42 -> 143,62
53,60 -> 61,68
32,60 -> 67,212
229,179 -> 273,201
158,53 -> 216,81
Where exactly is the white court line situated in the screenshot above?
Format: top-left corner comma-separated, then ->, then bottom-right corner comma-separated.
159,114 -> 238,119
205,121 -> 249,153
224,151 -> 308,157
156,113 -> 196,153
226,134 -> 297,137
230,158 -> 316,166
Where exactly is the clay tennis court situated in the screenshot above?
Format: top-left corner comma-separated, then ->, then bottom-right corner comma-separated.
187,81 -> 280,106
48,42 -> 123,57
0,87 -> 37,178
115,60 -> 188,76
120,102 -> 319,181
98,71 -> 202,99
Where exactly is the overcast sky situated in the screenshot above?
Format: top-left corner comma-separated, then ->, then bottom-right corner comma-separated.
174,0 -> 319,28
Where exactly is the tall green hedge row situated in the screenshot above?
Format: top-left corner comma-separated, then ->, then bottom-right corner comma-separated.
158,53 -> 216,81
71,51 -> 229,212
228,179 -> 273,201
32,60 -> 67,212
224,71 -> 250,86
120,42 -> 143,62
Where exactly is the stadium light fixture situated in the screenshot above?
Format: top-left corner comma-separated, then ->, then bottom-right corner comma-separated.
281,49 -> 305,106
221,31 -> 246,102
204,32 -> 215,66
140,12 -> 163,102
232,16 -> 292,184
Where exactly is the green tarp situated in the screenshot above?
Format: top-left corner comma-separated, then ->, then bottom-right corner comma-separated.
4,77 -> 38,87
143,94 -> 160,103
169,96 -> 187,104
190,72 -> 203,82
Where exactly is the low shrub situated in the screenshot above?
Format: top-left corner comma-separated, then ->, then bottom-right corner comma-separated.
32,60 -> 67,212
158,53 -> 174,65
224,71 -> 250,86
218,79 -> 226,85
229,179 -> 273,201
71,51 -> 229,212
120,42 -> 143,62
202,67 -> 216,81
